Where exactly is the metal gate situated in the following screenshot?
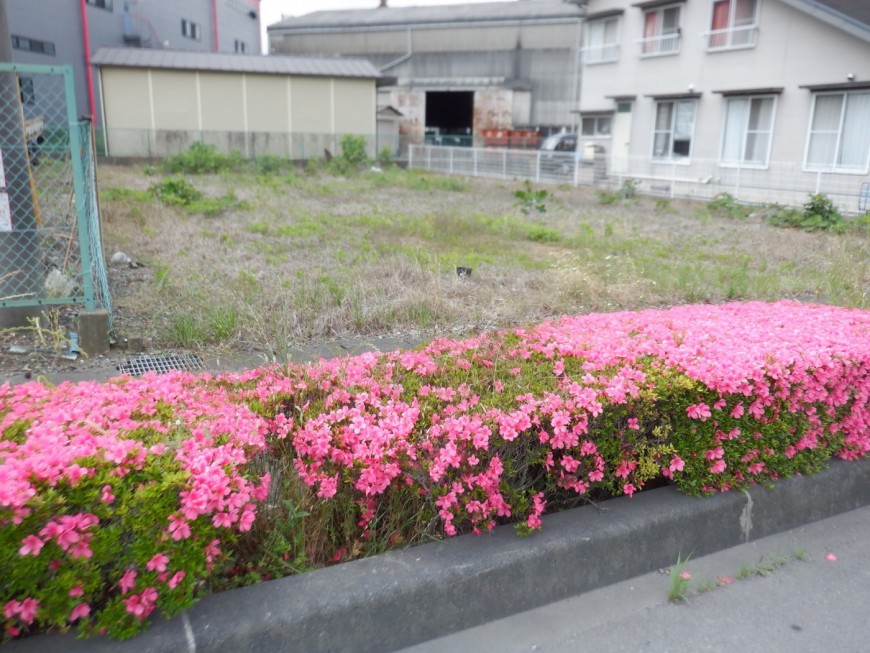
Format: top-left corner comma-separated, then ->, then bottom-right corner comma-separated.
0,63 -> 111,327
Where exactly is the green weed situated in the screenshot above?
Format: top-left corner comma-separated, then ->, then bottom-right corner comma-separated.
162,142 -> 243,175
514,180 -> 549,215
668,553 -> 692,603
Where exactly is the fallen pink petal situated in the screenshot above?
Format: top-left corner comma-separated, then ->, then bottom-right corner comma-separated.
825,553 -> 838,562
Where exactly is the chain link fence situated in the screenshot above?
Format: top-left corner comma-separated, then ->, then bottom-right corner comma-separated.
408,144 -> 870,216
0,63 -> 111,328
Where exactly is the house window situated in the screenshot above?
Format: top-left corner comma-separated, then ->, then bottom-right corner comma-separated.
641,5 -> 681,56
86,0 -> 113,10
11,34 -> 56,56
805,91 -> 870,172
721,96 -> 775,166
708,0 -> 758,50
234,40 -> 247,53
19,76 -> 35,106
581,116 -> 613,137
652,99 -> 696,161
181,19 -> 201,41
584,17 -> 620,64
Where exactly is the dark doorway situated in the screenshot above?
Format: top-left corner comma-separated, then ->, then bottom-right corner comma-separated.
425,91 -> 473,146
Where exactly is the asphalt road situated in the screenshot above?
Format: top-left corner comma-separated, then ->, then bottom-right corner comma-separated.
398,504 -> 870,653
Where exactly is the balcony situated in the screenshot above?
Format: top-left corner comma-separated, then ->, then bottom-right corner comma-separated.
582,43 -> 621,64
638,33 -> 681,57
705,25 -> 758,51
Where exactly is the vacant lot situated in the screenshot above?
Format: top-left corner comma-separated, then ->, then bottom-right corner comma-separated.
90,163 -> 870,366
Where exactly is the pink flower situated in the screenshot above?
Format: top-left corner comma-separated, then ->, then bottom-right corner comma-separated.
100,485 -> 115,504
717,575 -> 736,585
622,483 -> 637,497
18,598 -> 38,625
146,554 -> 169,573
615,459 -> 636,479
167,514 -> 192,541
627,417 -> 640,430
680,571 -> 692,580
68,585 -> 84,597
70,603 -> 90,621
18,535 -> 44,557
239,506 -> 257,532
4,601 -> 21,620
825,553 -> 837,562
686,403 -> 712,421
167,571 -> 186,589
212,512 -> 233,529
124,595 -> 146,619
119,569 -> 138,594
205,539 -> 221,563
710,459 -> 727,474
124,588 -> 158,620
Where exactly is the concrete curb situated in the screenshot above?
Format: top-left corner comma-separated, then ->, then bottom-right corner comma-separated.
9,457 -> 870,653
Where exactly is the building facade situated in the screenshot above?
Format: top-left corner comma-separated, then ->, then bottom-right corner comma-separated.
577,0 -> 870,208
268,1 -> 584,149
7,0 -> 262,122
92,47 -> 382,158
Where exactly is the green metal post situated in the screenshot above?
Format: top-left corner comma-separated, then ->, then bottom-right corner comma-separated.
65,66 -> 96,311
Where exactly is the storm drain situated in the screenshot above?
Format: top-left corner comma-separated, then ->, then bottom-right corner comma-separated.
117,354 -> 207,376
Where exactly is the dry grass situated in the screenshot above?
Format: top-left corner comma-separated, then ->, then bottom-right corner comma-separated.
97,164 -> 870,360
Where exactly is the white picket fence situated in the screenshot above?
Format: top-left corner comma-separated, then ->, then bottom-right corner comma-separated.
408,144 -> 870,215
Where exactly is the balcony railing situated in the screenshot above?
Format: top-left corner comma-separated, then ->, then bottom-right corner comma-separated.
582,43 -> 621,64
638,33 -> 681,57
705,25 -> 758,50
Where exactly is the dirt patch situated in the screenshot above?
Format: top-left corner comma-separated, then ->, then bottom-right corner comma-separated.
2,165 -> 867,381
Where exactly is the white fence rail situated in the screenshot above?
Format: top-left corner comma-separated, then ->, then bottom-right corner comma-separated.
408,144 -> 870,215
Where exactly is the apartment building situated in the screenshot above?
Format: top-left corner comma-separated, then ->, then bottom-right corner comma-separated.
6,0 -> 262,121
575,0 -> 870,206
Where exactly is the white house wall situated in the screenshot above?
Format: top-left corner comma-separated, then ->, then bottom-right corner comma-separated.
579,0 -> 870,209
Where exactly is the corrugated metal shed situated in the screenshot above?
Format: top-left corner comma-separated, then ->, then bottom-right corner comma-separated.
268,0 -> 583,32
90,48 -> 383,79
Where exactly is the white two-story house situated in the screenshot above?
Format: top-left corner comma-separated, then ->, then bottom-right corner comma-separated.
578,0 -> 870,211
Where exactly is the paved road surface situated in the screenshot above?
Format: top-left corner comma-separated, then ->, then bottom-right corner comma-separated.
398,505 -> 870,653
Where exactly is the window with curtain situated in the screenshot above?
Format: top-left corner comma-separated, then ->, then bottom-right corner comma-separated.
641,5 -> 681,56
721,96 -> 775,166
585,17 -> 620,63
806,92 -> 870,171
653,99 -> 696,161
708,0 -> 758,49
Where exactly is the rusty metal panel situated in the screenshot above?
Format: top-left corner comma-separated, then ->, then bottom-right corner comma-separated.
395,89 -> 426,139
473,89 -> 513,141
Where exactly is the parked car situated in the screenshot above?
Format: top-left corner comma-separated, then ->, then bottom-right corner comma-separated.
539,132 -> 580,175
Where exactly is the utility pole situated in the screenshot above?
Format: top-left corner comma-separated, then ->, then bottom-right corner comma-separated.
0,0 -> 42,327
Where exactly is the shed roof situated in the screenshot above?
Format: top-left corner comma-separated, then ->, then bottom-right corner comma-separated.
90,48 -> 383,79
779,0 -> 870,42
814,0 -> 870,27
268,0 -> 583,33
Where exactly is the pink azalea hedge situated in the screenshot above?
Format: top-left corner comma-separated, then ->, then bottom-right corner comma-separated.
2,301 -> 869,640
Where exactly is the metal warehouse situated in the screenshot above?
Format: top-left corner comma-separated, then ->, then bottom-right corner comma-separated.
267,0 -> 585,150
91,47 -> 383,158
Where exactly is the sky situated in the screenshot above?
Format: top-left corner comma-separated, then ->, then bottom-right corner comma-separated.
259,0 -> 501,51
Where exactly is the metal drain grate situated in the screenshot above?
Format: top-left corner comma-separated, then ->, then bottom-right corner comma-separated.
117,354 -> 207,376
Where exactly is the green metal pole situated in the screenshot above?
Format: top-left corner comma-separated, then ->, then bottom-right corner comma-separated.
65,66 -> 96,311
